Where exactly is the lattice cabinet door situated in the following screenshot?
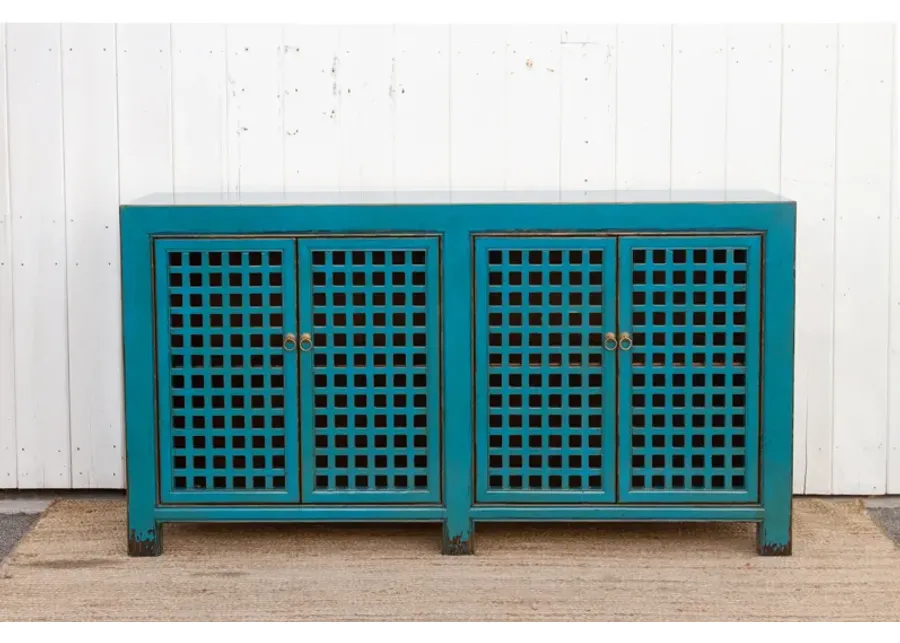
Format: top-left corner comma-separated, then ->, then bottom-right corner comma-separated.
154,239 -> 300,503
474,237 -> 618,503
298,237 -> 442,503
618,236 -> 762,503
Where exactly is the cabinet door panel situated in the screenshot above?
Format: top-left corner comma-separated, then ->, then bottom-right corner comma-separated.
298,237 -> 442,504
475,237 -> 617,503
155,238 -> 299,503
618,236 -> 761,503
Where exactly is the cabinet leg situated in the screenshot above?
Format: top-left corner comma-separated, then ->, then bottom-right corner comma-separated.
128,519 -> 163,557
442,519 -> 474,555
756,517 -> 791,556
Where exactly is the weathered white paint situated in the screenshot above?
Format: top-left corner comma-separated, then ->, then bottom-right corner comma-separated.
832,24 -> 895,494
450,26 -> 506,190
671,25 -> 727,192
6,24 -> 71,489
283,25 -> 341,191
616,25 -> 672,190
338,26 -> 394,191
504,26 -> 560,191
782,25 -> 839,494
559,26 -> 617,191
61,24 -> 122,488
0,23 -> 896,493
227,25 -> 285,193
0,26 -> 16,488
116,25 -> 174,203
393,26 -> 451,196
172,24 -> 227,193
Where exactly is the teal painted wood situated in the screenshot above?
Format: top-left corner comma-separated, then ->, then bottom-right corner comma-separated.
469,504 -> 765,521
617,236 -> 761,503
441,230 -> 474,554
474,237 -> 617,503
297,237 -> 441,504
154,238 -> 300,503
756,215 -> 796,555
120,195 -> 796,557
121,215 -> 161,555
155,505 -> 446,522
121,202 -> 793,236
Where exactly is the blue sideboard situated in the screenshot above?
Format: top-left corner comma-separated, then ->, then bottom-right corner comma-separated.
120,190 -> 795,556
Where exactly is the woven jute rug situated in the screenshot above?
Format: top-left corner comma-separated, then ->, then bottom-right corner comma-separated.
1,498 -> 899,621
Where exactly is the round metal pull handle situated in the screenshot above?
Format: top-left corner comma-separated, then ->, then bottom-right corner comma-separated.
603,332 -> 619,351
283,333 -> 298,352
298,333 -> 314,352
619,332 -> 633,351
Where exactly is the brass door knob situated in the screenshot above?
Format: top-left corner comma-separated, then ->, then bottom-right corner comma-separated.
283,333 -> 298,352
618,332 -> 633,351
603,332 -> 619,351
298,332 -> 314,352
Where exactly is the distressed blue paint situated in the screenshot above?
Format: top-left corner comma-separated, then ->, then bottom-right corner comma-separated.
297,237 -> 441,504
469,504 -> 765,521
155,505 -> 446,522
442,230 -> 474,554
617,236 -> 761,503
121,194 -> 795,557
474,237 -> 617,503
122,202 -> 793,236
757,216 -> 796,555
121,213 -> 161,555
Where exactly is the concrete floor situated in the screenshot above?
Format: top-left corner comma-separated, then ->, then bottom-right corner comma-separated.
868,507 -> 900,545
0,514 -> 39,562
0,492 -> 898,564
0,491 -> 122,562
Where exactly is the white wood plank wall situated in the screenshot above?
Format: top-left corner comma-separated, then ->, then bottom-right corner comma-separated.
0,23 -> 895,493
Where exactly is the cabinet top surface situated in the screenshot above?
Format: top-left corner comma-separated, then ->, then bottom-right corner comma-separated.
126,190 -> 793,207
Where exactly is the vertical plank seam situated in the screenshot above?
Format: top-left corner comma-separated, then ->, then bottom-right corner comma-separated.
723,27 -> 730,194
169,24 -> 176,196
111,23 -> 123,487
392,25 -> 397,200
57,24 -> 73,489
445,25 -> 451,196
556,26 -> 562,199
280,26 -> 287,194
1,23 -> 17,486
668,24 -> 674,190
114,24 -> 124,485
334,27 -> 340,193
224,26 -> 231,194
219,27 -> 227,194
614,27 -> 620,190
613,25 -> 619,193
503,28 -> 508,191
778,24 -> 785,198
886,23 -> 897,491
447,26 -> 453,195
830,24 -> 840,492
779,26 -> 803,493
114,25 -> 124,205
279,26 -> 286,194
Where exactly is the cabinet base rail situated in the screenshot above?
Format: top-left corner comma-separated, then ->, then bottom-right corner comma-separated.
129,504 -> 790,557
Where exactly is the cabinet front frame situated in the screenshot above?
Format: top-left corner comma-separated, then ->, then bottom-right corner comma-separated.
122,202 -> 794,545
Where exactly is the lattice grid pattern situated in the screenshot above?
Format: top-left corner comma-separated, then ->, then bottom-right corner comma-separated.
307,246 -> 437,497
622,239 -> 760,499
479,241 -> 615,499
160,243 -> 294,498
